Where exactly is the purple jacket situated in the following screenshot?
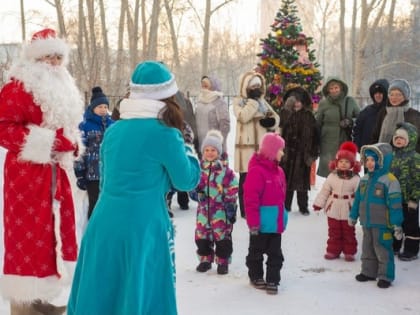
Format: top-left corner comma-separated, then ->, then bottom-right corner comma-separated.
244,153 -> 287,233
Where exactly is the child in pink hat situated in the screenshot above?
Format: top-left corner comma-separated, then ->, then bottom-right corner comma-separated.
243,133 -> 287,295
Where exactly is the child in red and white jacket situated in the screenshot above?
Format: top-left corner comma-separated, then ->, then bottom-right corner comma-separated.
313,141 -> 361,261
244,133 -> 287,295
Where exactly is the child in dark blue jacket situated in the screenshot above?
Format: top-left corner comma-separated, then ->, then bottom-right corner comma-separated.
74,86 -> 114,219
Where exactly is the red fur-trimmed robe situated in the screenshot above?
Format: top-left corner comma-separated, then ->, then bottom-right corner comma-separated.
0,61 -> 84,302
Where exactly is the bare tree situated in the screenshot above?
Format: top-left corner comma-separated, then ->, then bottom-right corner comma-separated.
98,0 -> 110,84
163,0 -> 181,69
378,0 -> 396,78
352,0 -> 387,97
187,0 -> 234,75
339,0 -> 346,81
20,0 -> 26,40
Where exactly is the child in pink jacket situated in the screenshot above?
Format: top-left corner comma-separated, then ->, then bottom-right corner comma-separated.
244,133 -> 287,295
313,141 -> 361,261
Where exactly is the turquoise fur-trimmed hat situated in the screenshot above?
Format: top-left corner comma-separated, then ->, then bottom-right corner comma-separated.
129,61 -> 178,100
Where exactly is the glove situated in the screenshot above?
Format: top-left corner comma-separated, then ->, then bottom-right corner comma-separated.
250,228 -> 259,236
408,200 -> 418,211
313,205 -> 322,211
259,117 -> 276,128
348,218 -> 357,226
393,226 -> 403,241
225,203 -> 237,224
76,177 -> 87,190
54,128 -> 76,152
189,190 -> 205,202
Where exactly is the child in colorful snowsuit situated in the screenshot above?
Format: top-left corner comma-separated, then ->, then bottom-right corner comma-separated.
390,122 -> 420,261
194,130 -> 239,275
244,133 -> 287,295
74,86 -> 114,219
313,141 -> 361,261
349,143 -> 403,288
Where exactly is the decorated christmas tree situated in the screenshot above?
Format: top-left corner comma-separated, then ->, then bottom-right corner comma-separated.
256,0 -> 322,115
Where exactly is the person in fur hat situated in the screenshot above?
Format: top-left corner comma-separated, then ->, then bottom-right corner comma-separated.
68,61 -> 200,315
244,133 -> 287,295
313,141 -> 361,261
193,130 -> 239,275
232,71 -> 280,218
74,86 -> 114,220
280,86 -> 320,216
0,28 -> 83,315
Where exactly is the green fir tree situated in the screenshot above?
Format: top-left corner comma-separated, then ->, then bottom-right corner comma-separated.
256,0 -> 322,115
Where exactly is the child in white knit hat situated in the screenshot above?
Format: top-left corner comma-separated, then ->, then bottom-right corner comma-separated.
193,130 -> 239,275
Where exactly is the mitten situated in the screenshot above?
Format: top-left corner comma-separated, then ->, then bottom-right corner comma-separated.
188,190 -> 198,202
76,177 -> 87,190
259,117 -> 276,128
54,128 -> 76,152
348,218 -> 357,226
408,200 -> 418,211
225,203 -> 237,224
313,205 -> 322,211
393,226 -> 403,241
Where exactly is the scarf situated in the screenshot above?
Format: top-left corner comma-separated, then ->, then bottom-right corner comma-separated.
378,102 -> 409,143
119,98 -> 165,119
197,89 -> 223,104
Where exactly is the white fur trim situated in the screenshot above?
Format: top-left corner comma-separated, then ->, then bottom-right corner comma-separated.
0,268 -> 74,302
130,77 -> 178,100
23,37 -> 69,65
19,125 -> 55,164
119,98 -> 165,119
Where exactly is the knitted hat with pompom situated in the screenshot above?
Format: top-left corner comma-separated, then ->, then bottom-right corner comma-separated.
329,141 -> 361,174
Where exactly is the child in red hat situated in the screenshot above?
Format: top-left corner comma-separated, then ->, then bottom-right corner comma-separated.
313,141 -> 361,261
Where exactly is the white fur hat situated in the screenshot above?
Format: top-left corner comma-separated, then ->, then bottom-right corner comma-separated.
23,28 -> 69,64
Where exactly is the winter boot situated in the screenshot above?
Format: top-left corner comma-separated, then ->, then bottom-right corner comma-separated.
355,273 -> 376,282
196,262 -> 212,272
398,252 -> 418,261
217,264 -> 228,275
266,282 -> 278,295
250,278 -> 266,290
344,254 -> 355,261
31,300 -> 66,315
324,252 -> 339,260
377,279 -> 391,289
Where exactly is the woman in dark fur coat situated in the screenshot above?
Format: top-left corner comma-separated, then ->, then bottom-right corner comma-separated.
280,87 -> 320,215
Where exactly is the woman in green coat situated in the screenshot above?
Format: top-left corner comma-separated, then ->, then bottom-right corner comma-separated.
315,77 -> 360,177
68,61 -> 200,315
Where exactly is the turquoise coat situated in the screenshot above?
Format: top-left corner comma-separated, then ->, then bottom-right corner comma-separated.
68,118 -> 200,315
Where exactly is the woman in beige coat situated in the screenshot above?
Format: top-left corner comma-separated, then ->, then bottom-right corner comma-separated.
233,71 -> 280,218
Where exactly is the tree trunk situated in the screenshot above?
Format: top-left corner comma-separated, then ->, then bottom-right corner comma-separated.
353,0 -> 387,97
98,0 -> 111,85
20,0 -> 26,40
350,0 -> 357,81
378,0 -> 396,78
164,0 -> 181,70
339,0 -> 346,82
147,0 -> 161,60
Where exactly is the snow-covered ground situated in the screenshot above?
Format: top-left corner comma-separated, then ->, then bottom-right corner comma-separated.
0,109 -> 419,314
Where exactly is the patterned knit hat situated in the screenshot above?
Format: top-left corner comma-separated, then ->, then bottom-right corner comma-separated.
90,86 -> 109,108
201,130 -> 223,155
130,61 -> 178,100
23,28 -> 69,63
259,133 -> 285,160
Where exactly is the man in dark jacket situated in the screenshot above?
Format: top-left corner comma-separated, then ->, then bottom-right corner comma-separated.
353,79 -> 389,151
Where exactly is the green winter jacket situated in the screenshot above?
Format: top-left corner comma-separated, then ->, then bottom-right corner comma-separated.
315,77 -> 360,177
390,122 -> 420,207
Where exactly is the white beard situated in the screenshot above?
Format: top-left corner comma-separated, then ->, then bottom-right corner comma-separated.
8,61 -> 84,135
